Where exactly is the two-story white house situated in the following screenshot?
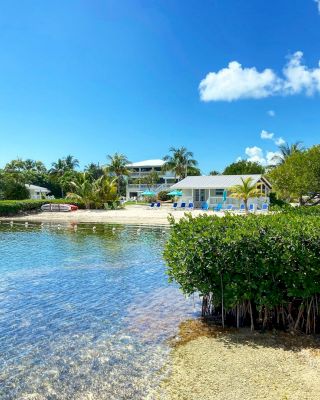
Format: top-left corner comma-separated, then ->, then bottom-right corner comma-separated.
126,159 -> 176,199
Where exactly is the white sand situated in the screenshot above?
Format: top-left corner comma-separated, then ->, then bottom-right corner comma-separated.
0,205 -> 220,226
158,323 -> 320,400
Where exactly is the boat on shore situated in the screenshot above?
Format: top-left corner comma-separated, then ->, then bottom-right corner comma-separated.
41,204 -> 78,212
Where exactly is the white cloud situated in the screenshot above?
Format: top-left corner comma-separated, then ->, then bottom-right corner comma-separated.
260,130 -> 274,140
275,137 -> 286,146
315,0 -> 320,14
235,156 -> 242,162
267,110 -> 275,117
266,151 -> 281,166
199,51 -> 320,101
245,146 -> 266,164
199,62 -> 280,101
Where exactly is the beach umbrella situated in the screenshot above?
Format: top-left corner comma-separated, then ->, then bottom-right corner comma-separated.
168,190 -> 183,196
223,189 -> 228,202
141,190 -> 156,196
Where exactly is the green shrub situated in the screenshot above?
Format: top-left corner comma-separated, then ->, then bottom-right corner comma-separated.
157,191 -> 171,201
0,199 -> 85,216
164,212 -> 320,333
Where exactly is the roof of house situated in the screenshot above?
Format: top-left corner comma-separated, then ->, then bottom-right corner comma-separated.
25,184 -> 51,193
170,175 -> 272,189
126,159 -> 165,168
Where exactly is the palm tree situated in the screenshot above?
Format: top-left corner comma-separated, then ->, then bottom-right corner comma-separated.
84,163 -> 104,180
64,155 -> 79,170
105,153 -> 130,195
93,175 -> 118,207
66,172 -> 94,209
162,147 -> 198,181
229,177 -> 261,214
272,141 -> 304,165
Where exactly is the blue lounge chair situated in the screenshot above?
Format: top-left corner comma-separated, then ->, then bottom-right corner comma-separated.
261,203 -> 269,212
249,204 -> 255,212
150,202 -> 155,208
155,202 -> 161,208
188,202 -> 194,210
214,203 -> 222,212
225,204 -> 233,211
180,202 -> 186,210
201,202 -> 209,210
172,202 -> 178,210
240,204 -> 246,212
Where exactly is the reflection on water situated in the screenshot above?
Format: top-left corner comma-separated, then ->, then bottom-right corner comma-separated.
0,223 -> 197,399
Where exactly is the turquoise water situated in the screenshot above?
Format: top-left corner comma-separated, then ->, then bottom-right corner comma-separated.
0,222 -> 197,399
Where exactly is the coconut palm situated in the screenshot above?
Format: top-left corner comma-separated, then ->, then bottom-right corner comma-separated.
84,163 -> 104,180
93,175 -> 118,207
162,147 -> 198,181
64,155 -> 79,170
67,172 -> 94,209
105,153 -> 130,195
229,177 -> 261,214
271,141 -> 304,165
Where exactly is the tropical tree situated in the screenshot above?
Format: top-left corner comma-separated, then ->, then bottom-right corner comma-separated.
66,173 -> 94,209
162,146 -> 198,181
64,155 -> 79,170
271,141 -> 304,165
105,153 -> 130,195
223,160 -> 265,175
93,175 -> 118,207
229,177 -> 261,213
84,163 -> 104,180
209,170 -> 220,176
268,145 -> 320,205
141,171 -> 159,189
49,155 -> 79,197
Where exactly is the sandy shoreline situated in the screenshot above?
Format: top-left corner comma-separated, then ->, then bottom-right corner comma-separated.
158,320 -> 320,400
0,205 -> 219,226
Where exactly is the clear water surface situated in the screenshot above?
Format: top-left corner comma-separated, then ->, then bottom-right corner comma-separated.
0,222 -> 197,399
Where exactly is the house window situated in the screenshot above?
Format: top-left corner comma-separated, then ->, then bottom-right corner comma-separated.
215,189 -> 224,196
194,189 -> 206,202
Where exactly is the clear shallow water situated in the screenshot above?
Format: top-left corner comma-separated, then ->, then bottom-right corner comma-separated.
0,222 -> 197,400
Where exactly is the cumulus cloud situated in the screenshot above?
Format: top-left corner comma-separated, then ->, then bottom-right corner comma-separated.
245,146 -> 266,164
266,151 -> 281,166
199,62 -> 280,101
315,0 -> 320,14
275,137 -> 286,146
199,51 -> 320,101
267,110 -> 275,117
260,130 -> 274,140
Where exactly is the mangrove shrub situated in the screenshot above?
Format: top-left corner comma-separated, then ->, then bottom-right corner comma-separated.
164,211 -> 320,333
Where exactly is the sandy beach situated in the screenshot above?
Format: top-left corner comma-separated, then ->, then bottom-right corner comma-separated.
158,320 -> 320,400
0,204 -> 219,226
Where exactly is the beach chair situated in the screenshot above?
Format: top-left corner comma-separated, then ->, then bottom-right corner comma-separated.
225,204 -> 233,212
180,202 -> 186,210
249,204 -> 255,213
201,202 -> 209,210
188,202 -> 194,210
172,202 -> 178,210
149,202 -> 155,209
239,204 -> 246,212
261,203 -> 269,212
155,202 -> 161,209
214,203 -> 222,212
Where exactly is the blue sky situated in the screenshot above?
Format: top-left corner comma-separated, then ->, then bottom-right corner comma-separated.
0,0 -> 320,173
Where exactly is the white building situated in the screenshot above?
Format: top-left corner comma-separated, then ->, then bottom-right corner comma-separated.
25,184 -> 51,200
126,159 -> 176,199
170,174 -> 272,209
